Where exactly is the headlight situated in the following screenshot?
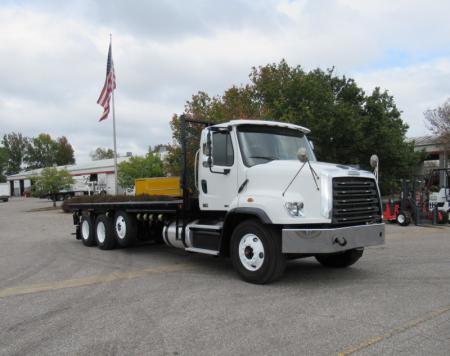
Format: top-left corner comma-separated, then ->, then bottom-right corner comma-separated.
285,201 -> 304,217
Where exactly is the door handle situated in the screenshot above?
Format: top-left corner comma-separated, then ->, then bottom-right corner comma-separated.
201,180 -> 208,194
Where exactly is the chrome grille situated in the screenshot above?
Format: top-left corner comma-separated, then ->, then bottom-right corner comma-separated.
332,177 -> 381,226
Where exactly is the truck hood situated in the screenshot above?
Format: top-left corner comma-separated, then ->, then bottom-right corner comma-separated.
245,160 -> 373,191
239,160 -> 377,225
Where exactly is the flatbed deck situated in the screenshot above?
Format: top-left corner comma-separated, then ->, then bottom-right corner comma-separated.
68,199 -> 184,213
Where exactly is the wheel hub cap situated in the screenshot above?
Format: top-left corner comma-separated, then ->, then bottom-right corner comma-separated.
96,221 -> 106,243
239,234 -> 265,271
115,216 -> 126,239
81,220 -> 90,240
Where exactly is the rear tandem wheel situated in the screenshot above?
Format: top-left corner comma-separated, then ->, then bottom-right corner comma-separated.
95,214 -> 116,250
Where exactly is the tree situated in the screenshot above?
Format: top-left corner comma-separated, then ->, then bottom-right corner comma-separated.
425,98 -> 450,140
167,60 -> 422,193
90,147 -> 115,160
424,98 -> 450,172
24,133 -> 75,169
55,136 -> 75,166
32,167 -> 74,207
0,146 -> 8,182
2,132 -> 29,175
25,133 -> 58,169
117,150 -> 164,188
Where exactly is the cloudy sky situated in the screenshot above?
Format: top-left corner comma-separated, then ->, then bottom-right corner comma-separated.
1,0 -> 449,163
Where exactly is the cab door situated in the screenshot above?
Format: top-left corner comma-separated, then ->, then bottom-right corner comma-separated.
198,128 -> 238,211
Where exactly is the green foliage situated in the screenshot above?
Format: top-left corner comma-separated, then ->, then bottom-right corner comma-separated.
2,132 -> 29,175
25,133 -> 75,169
55,136 -> 75,166
1,132 -> 75,173
32,167 -> 74,207
25,133 -> 59,169
117,151 -> 164,188
0,146 -> 8,182
90,147 -> 115,160
167,60 -> 422,194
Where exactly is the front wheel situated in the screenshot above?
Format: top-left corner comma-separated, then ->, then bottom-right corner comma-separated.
315,248 -> 364,268
230,220 -> 286,284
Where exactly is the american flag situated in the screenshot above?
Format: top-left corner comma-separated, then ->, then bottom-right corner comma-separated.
97,43 -> 116,121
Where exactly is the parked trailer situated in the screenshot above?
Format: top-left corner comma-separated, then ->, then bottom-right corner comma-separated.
68,116 -> 385,284
0,183 -> 10,202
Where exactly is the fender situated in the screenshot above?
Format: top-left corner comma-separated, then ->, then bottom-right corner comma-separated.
224,207 -> 272,225
220,207 -> 273,256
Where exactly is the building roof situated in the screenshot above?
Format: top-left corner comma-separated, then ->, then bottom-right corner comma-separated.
6,157 -> 130,181
408,135 -> 446,154
408,135 -> 440,147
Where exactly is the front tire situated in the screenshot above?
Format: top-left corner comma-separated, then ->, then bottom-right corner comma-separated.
315,248 -> 364,268
95,215 -> 116,250
230,220 -> 286,284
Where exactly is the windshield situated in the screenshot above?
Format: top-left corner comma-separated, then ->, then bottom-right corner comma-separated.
237,124 -> 316,167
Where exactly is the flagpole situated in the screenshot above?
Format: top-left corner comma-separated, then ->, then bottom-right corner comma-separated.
110,33 -> 118,195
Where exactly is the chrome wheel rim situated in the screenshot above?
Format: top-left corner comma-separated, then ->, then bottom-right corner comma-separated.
397,214 -> 405,224
238,233 -> 265,271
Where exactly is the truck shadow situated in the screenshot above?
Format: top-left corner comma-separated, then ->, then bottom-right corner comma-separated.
281,258 -> 376,286
119,242 -> 376,285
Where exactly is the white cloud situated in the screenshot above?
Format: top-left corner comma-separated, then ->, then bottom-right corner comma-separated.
0,0 -> 449,164
354,58 -> 450,137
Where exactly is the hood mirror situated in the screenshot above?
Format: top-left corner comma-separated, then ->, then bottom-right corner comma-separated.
297,147 -> 308,163
370,154 -> 379,182
370,154 -> 379,168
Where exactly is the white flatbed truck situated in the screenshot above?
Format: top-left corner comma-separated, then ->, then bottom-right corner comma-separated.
68,116 -> 385,283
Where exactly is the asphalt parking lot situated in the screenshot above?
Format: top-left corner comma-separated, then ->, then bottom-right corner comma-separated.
1,198 -> 449,356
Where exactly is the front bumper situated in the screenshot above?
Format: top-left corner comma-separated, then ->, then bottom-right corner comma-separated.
282,223 -> 385,254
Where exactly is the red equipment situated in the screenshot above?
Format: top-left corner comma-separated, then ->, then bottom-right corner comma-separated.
382,199 -> 411,226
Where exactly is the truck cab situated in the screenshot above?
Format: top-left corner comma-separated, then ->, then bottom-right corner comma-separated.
195,120 -> 384,282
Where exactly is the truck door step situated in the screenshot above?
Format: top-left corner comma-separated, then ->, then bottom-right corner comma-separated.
188,222 -> 223,251
185,247 -> 219,256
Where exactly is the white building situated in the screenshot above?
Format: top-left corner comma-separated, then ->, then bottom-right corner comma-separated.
6,158 -> 129,197
410,135 -> 448,186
